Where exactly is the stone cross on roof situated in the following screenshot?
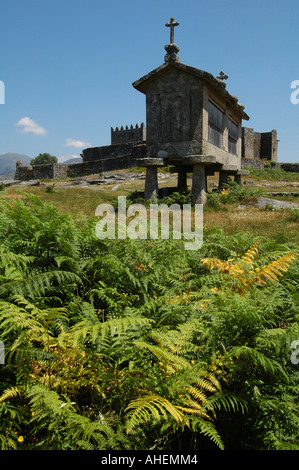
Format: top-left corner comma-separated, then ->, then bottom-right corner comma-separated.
217,71 -> 228,81
164,17 -> 180,63
165,17 -> 179,44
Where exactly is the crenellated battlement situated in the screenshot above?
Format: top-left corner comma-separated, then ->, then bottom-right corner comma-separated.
111,122 -> 146,145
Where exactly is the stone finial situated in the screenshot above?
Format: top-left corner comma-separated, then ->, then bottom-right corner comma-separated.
217,71 -> 228,81
216,71 -> 228,88
164,17 -> 180,64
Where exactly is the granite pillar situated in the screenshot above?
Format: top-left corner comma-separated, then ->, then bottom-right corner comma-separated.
234,174 -> 242,185
219,171 -> 229,189
191,164 -> 206,205
177,168 -> 187,190
144,166 -> 159,199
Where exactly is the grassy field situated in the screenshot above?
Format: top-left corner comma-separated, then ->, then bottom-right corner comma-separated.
1,168 -> 298,244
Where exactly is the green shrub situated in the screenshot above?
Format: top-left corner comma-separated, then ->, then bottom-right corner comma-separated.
287,208 -> 299,222
45,184 -> 57,193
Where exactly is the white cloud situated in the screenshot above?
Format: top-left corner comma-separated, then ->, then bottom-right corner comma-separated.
64,138 -> 91,148
16,116 -> 48,135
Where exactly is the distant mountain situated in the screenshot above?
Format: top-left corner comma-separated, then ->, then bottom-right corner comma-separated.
62,157 -> 83,164
0,153 -> 32,175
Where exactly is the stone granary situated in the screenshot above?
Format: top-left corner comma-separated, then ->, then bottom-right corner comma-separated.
132,17 -> 250,204
15,17 -> 282,189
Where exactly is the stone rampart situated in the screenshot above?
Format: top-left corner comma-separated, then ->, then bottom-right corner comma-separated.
14,144 -> 146,181
111,123 -> 146,145
82,142 -> 137,162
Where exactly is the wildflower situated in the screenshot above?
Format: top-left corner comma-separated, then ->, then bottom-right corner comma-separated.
18,436 -> 24,443
221,188 -> 229,195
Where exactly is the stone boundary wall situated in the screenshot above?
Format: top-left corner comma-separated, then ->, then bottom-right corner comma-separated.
15,163 -> 69,181
14,144 -> 146,181
82,142 -> 138,162
69,144 -> 146,176
241,157 -> 265,170
111,123 -> 146,145
280,163 -> 299,173
241,159 -> 299,173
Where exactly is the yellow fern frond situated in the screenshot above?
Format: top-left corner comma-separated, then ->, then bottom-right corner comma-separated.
184,386 -> 207,403
0,386 -> 22,403
257,252 -> 297,284
125,393 -> 185,434
200,258 -> 233,273
241,240 -> 260,265
176,404 -> 212,421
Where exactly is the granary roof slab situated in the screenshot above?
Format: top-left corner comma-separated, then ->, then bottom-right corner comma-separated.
132,61 -> 249,120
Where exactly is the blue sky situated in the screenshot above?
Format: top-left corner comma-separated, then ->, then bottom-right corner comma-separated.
0,0 -> 298,163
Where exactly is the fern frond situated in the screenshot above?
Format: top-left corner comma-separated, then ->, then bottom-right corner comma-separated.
68,316 -> 153,347
0,386 -> 22,403
227,345 -> 289,381
241,240 -> 260,265
125,393 -> 185,434
200,257 -> 233,273
14,270 -> 80,297
201,391 -> 248,415
190,418 -> 224,450
257,252 -> 297,284
184,385 -> 207,401
134,340 -> 190,372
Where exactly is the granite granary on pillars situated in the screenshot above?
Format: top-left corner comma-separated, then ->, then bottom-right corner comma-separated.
133,17 -> 250,204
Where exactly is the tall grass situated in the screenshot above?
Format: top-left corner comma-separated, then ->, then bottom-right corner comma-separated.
247,167 -> 299,182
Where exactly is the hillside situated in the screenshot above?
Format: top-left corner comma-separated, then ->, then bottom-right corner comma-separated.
0,152 -> 31,175
62,157 -> 82,164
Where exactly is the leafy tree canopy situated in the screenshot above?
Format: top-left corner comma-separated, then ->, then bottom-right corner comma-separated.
30,153 -> 58,165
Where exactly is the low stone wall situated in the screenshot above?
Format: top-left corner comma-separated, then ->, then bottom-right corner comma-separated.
14,144 -> 146,181
82,142 -> 139,162
69,144 -> 146,177
67,155 -> 132,177
280,163 -> 299,173
241,158 -> 265,169
241,159 -> 299,173
15,163 -> 69,181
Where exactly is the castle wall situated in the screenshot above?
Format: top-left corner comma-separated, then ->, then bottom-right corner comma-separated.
14,144 -> 146,181
67,149 -> 144,177
242,127 -> 278,161
82,142 -> 137,162
111,123 -> 146,144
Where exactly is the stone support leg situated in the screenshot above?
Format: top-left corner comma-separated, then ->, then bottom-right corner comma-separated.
144,166 -> 159,200
191,164 -> 206,205
177,169 -> 187,191
234,174 -> 242,186
219,171 -> 229,189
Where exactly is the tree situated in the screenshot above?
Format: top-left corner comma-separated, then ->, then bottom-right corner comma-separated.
30,153 -> 57,165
